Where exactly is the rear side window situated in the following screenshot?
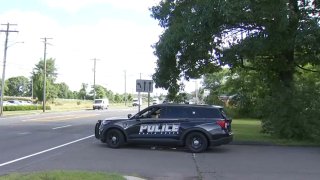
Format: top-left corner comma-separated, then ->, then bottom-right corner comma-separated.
192,107 -> 223,118
162,107 -> 192,118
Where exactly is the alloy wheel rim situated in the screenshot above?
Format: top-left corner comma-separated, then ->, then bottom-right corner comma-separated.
192,137 -> 201,148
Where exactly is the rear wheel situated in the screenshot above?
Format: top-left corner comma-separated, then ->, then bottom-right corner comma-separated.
105,129 -> 124,148
185,132 -> 208,153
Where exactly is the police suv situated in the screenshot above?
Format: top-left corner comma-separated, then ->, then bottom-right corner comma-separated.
95,103 -> 233,153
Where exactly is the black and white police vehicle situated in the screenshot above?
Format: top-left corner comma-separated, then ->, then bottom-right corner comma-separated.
95,103 -> 233,153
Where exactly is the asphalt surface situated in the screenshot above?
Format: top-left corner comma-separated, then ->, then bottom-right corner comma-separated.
0,107 -> 320,180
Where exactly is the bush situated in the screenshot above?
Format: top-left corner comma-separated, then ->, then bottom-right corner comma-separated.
261,83 -> 320,142
3,105 -> 51,111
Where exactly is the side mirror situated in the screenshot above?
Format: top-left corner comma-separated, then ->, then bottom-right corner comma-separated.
127,114 -> 132,119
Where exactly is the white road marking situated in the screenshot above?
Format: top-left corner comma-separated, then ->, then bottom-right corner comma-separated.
103,116 -> 126,120
21,114 -> 99,122
0,134 -> 94,167
17,132 -> 31,135
52,125 -> 72,130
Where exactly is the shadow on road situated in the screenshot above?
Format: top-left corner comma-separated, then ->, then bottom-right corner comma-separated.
96,143 -> 232,153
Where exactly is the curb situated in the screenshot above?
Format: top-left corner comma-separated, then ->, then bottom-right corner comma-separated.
124,176 -> 146,180
230,141 -> 320,147
230,141 -> 275,146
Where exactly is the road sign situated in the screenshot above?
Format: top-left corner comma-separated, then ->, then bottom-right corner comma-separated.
136,79 -> 153,93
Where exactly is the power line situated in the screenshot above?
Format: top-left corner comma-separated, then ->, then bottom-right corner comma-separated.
0,23 -> 18,117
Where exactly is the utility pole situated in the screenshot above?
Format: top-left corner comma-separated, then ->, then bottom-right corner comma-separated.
31,78 -> 33,99
124,70 -> 127,106
0,23 -> 18,117
41,37 -> 52,113
138,73 -> 141,112
91,58 -> 99,101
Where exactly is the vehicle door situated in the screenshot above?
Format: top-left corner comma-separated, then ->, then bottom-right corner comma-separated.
162,106 -> 195,137
159,105 -> 190,140
126,106 -> 181,141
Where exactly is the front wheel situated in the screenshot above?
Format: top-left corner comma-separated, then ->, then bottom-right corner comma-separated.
185,132 -> 208,153
105,129 -> 124,148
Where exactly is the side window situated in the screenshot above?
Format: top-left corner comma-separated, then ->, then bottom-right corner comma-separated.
150,108 -> 162,119
163,107 -> 191,118
192,108 -> 223,118
138,108 -> 154,119
139,107 -> 163,119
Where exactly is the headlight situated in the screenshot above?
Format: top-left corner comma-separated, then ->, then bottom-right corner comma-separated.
101,120 -> 110,125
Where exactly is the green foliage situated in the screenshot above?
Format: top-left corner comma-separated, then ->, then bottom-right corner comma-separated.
151,0 -> 320,95
127,94 -> 133,102
94,85 -> 107,99
78,83 -> 88,100
56,82 -> 73,99
5,76 -> 31,97
172,92 -> 189,103
203,65 -> 320,142
31,58 -> 58,102
114,93 -> 121,103
261,65 -> 320,141
3,105 -> 51,111
0,78 -> 9,95
203,68 -> 267,118
151,0 -> 320,141
85,84 -> 132,103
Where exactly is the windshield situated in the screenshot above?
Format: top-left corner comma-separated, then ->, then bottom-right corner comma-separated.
94,100 -> 102,103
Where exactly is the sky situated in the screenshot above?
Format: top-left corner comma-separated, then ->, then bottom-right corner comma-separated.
0,0 -> 199,96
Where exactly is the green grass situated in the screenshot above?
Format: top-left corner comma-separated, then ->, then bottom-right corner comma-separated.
2,99 -> 130,116
232,119 -> 273,142
232,118 -> 320,146
48,99 -> 130,111
0,170 -> 125,180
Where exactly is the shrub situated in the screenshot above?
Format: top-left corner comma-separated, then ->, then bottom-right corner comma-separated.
261,83 -> 320,142
3,105 -> 51,111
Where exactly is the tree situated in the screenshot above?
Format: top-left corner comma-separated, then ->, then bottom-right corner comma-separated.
78,83 -> 88,100
56,82 -> 73,99
31,58 -> 58,102
203,68 -> 268,118
94,85 -> 107,99
5,76 -> 30,97
151,1 -> 320,140
0,78 -> 8,96
114,93 -> 121,103
151,0 -> 320,92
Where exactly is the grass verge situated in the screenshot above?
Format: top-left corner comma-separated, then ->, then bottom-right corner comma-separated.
2,99 -> 132,116
233,118 -> 320,146
0,170 -> 125,180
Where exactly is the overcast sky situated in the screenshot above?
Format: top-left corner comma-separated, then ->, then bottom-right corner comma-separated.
0,0 -> 199,96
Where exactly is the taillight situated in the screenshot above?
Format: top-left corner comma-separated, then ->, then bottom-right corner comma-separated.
217,120 -> 228,129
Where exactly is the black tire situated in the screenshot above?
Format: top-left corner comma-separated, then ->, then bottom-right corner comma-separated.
185,132 -> 208,153
105,129 -> 124,148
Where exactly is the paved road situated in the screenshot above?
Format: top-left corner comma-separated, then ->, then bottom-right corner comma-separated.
0,108 -> 319,180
